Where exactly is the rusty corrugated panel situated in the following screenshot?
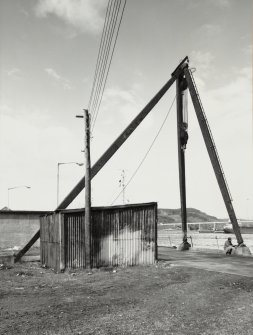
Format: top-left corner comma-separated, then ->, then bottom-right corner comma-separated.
64,213 -> 86,269
40,213 -> 61,271
40,216 -> 44,266
90,203 -> 157,268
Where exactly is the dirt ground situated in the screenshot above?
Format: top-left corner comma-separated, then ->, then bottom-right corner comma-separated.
0,261 -> 253,335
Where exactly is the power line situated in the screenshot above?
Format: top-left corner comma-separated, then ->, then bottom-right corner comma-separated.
91,2 -> 125,131
88,0 -> 112,115
91,0 -> 127,131
89,0 -> 117,119
110,95 -> 177,205
90,0 -> 121,123
86,0 -> 127,133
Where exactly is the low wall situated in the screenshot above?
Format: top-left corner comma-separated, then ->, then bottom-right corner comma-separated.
0,210 -> 52,251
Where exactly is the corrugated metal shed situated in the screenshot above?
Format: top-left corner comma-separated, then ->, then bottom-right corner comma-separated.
40,202 -> 157,271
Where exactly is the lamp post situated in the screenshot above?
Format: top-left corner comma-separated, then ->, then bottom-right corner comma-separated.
57,162 -> 84,206
8,185 -> 31,209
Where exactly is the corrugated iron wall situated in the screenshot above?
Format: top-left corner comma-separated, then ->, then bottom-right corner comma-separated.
40,202 -> 157,271
40,213 -> 61,270
64,213 -> 86,269
90,203 -> 157,268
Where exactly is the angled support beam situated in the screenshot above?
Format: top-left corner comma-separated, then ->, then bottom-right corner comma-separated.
16,58 -> 189,260
184,67 -> 244,245
58,57 -> 189,210
176,74 -> 188,243
57,71 -> 184,210
14,230 -> 40,263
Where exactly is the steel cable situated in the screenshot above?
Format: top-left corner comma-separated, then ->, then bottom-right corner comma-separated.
110,95 -> 176,205
88,0 -> 113,116
91,0 -> 126,132
90,0 -> 121,125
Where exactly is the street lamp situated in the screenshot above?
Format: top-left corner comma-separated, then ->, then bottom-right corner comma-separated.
8,185 -> 31,208
57,162 -> 84,206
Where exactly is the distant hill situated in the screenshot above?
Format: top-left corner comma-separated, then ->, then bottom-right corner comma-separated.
158,208 -> 220,224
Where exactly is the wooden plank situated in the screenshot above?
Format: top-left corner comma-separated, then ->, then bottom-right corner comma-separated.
55,213 -> 61,272
14,230 -> 40,263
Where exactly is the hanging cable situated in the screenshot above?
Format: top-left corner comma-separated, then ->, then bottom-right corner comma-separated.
90,0 -> 121,123
110,95 -> 176,205
89,0 -> 118,120
89,0 -> 118,119
88,0 -> 113,115
91,0 -> 127,133
86,0 -> 127,133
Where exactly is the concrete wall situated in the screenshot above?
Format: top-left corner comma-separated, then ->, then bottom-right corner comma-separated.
0,211 -> 51,250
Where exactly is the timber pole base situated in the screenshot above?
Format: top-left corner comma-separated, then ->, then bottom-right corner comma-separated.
234,245 -> 251,256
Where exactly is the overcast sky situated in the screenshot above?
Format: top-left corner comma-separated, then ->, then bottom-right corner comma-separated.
0,0 -> 252,219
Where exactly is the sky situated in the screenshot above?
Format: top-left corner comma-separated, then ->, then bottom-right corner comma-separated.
0,0 -> 252,219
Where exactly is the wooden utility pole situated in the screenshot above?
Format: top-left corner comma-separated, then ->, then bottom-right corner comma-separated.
84,109 -> 91,268
76,109 -> 91,268
176,75 -> 188,244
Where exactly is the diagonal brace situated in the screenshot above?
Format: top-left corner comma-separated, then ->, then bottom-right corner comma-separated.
57,71 -> 183,209
15,58 -> 189,261
184,67 -> 243,245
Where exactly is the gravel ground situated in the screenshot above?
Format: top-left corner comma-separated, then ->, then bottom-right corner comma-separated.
0,261 -> 253,335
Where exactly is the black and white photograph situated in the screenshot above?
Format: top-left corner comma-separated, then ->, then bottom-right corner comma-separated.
0,0 -> 252,334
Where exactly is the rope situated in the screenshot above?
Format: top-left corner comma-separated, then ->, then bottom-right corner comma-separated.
110,95 -> 176,205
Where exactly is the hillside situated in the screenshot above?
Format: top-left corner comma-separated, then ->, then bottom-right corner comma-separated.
158,208 -> 219,224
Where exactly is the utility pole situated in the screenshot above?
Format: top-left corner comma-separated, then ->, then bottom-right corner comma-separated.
176,73 -> 189,247
76,109 -> 91,268
84,109 -> 91,268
